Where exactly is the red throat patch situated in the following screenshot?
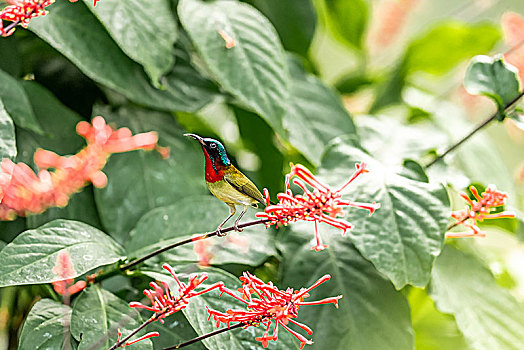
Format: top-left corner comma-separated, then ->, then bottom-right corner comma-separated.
202,147 -> 225,183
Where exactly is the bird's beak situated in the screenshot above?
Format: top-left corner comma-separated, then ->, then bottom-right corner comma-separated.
184,133 -> 205,146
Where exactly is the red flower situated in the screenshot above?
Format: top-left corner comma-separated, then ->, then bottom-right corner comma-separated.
0,116 -> 163,221
257,163 -> 379,251
0,0 -> 100,37
129,263 -> 223,323
446,185 -> 516,238
207,272 -> 342,349
51,250 -> 86,296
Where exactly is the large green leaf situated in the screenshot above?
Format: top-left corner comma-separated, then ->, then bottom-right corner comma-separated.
249,0 -> 317,57
357,115 -> 448,166
178,0 -> 289,135
83,0 -> 177,86
429,245 -> 524,350
279,224 -> 414,350
464,55 -> 521,118
320,0 -> 368,49
17,81 -> 101,229
404,22 -> 500,75
19,299 -> 72,350
126,196 -> 276,266
70,285 -> 152,350
0,99 -> 16,159
29,0 -> 216,113
0,219 -> 124,287
93,106 -> 207,242
319,139 -> 450,289
144,267 -> 299,350
284,58 -> 357,166
0,68 -> 42,134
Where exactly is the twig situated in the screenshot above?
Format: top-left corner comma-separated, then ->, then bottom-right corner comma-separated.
118,218 -> 270,272
425,90 -> 524,169
163,323 -> 245,350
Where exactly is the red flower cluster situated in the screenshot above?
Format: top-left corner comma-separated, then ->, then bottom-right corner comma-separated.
446,185 -> 516,238
129,263 -> 223,323
0,116 -> 164,221
207,272 -> 342,349
51,250 -> 86,296
257,163 -> 380,251
1,0 -> 100,37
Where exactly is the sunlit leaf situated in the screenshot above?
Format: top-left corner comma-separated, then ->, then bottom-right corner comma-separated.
0,99 -> 16,160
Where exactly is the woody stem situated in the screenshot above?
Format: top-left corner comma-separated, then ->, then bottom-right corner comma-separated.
425,90 -> 524,169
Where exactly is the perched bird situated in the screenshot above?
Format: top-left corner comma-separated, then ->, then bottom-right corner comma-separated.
184,134 -> 265,235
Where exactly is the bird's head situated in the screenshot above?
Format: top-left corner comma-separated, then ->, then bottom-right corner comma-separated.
184,133 -> 231,168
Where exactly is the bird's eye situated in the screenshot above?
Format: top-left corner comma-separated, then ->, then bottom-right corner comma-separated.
209,143 -> 217,149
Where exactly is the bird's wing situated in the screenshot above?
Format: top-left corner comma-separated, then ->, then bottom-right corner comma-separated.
224,167 -> 265,205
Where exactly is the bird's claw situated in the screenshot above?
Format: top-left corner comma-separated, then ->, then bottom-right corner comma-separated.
216,227 -> 227,237
234,225 -> 243,232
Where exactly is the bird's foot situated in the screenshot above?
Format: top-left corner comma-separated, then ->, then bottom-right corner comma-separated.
234,224 -> 244,232
216,227 -> 227,237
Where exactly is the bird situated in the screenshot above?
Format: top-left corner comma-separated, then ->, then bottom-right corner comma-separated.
184,133 -> 265,236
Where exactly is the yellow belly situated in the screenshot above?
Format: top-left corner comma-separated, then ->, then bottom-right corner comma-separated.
207,180 -> 257,206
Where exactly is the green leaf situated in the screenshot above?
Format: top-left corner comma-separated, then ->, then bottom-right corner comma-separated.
249,0 -> 317,57
29,1 -> 216,113
19,299 -> 72,350
83,0 -> 177,86
429,245 -> 524,350
357,115 -> 448,167
144,267 -> 299,350
0,219 -> 124,287
126,196 -> 276,266
178,0 -> 289,135
93,105 -> 207,242
284,58 -> 358,166
0,99 -> 16,159
0,68 -> 43,134
409,288 -> 468,350
404,22 -> 500,75
319,139 -> 450,288
70,285 -> 152,350
320,0 -> 368,49
464,55 -> 521,119
279,224 -> 414,350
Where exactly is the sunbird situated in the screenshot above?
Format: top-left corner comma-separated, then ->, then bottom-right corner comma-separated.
185,134 -> 265,235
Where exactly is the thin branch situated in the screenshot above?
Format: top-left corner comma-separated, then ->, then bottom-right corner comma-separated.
118,218 -> 270,272
425,90 -> 524,169
163,323 -> 245,350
